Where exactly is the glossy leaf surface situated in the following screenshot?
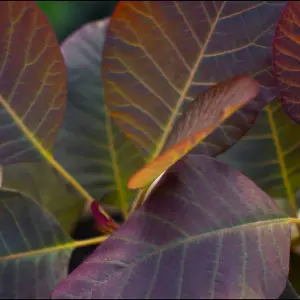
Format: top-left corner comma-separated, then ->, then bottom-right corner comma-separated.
219,98 -> 300,217
0,1 -> 67,164
2,162 -> 85,233
0,190 -> 72,299
54,19 -> 144,216
53,155 -> 290,299
273,1 -> 300,124
128,75 -> 259,189
103,1 -> 285,161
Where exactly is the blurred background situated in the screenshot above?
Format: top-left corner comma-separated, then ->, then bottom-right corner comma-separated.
37,1 -> 117,42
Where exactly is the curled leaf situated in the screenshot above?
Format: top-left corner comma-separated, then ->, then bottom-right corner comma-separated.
128,75 -> 260,189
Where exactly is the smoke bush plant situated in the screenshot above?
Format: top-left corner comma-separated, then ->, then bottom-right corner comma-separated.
1,1 -> 300,299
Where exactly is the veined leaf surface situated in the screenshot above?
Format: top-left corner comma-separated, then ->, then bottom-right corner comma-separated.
128,75 -> 260,189
273,1 -> 300,124
103,1 -> 285,161
0,1 -> 67,164
53,155 -> 291,299
0,190 -> 72,299
219,98 -> 300,217
54,19 -> 144,216
2,162 -> 85,233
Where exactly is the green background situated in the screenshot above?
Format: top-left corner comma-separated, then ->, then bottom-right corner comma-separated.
37,1 -> 117,42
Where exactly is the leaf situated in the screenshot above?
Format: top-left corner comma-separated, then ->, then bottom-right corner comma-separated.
2,162 -> 85,233
103,1 -> 285,162
0,1 -> 67,164
219,98 -> 300,217
0,189 -> 72,299
52,155 -> 291,299
128,76 -> 260,189
54,19 -> 144,217
128,75 -> 260,189
273,1 -> 300,124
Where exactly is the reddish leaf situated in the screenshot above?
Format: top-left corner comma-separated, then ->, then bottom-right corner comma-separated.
273,1 -> 300,123
128,75 -> 260,189
103,1 -> 285,161
52,155 -> 291,299
0,1 -> 66,163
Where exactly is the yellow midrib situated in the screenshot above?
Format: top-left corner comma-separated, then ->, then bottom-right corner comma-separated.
0,95 -> 111,220
151,3 -> 226,160
266,106 -> 297,216
104,106 -> 128,218
0,235 -> 108,261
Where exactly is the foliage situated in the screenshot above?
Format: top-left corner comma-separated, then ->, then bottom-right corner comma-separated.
1,1 -> 300,299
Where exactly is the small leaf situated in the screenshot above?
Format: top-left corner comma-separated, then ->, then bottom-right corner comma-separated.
273,1 -> 300,124
52,155 -> 291,299
128,75 -> 260,189
2,162 -> 85,233
219,98 -> 300,217
0,190 -> 72,299
54,19 -> 144,217
103,1 -> 285,161
0,1 -> 66,164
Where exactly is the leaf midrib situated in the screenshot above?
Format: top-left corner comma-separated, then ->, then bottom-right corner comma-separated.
266,105 -> 297,216
151,2 -> 226,160
86,217 -> 289,293
0,235 -> 108,261
104,105 -> 128,218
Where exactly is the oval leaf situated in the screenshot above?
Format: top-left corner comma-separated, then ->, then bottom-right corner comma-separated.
103,1 -> 285,161
219,98 -> 300,217
54,19 -> 144,216
128,75 -> 260,189
273,1 -> 300,124
0,1 -> 67,164
53,155 -> 290,299
0,190 -> 72,299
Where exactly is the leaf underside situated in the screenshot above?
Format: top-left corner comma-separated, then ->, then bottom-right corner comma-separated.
53,155 -> 290,299
128,75 -> 260,189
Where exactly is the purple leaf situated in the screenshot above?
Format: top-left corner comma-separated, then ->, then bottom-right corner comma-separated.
0,1 -> 67,164
52,155 -> 291,299
102,1 -> 285,161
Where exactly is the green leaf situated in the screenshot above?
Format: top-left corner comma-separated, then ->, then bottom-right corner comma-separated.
0,189 -> 72,299
2,162 -> 85,233
54,19 -> 144,217
219,98 -> 300,217
102,1 -> 285,162
0,1 -> 67,164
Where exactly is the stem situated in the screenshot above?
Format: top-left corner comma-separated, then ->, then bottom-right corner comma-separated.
0,235 -> 109,261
